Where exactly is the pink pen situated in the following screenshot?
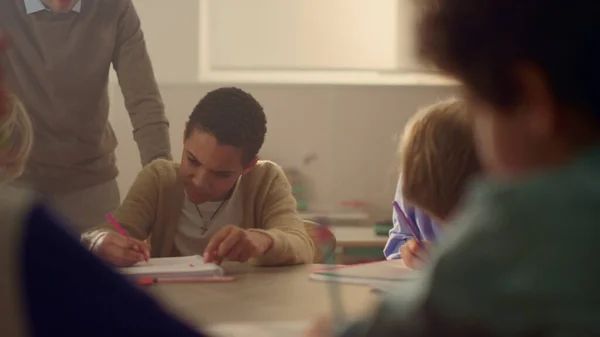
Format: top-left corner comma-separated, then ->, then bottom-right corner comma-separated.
106,214 -> 127,236
106,214 -> 149,261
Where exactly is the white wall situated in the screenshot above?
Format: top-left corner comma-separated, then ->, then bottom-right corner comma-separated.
127,0 -> 443,85
128,0 -> 199,83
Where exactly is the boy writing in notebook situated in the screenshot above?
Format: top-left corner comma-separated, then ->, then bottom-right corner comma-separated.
307,0 -> 600,335
82,87 -> 316,267
384,99 -> 480,269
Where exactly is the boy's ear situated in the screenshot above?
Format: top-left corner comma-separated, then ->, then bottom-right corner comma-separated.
242,156 -> 258,174
517,64 -> 556,141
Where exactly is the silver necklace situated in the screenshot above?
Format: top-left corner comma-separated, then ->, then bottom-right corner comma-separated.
194,199 -> 227,235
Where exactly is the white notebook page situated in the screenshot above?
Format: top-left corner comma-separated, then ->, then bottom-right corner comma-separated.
207,321 -> 309,337
119,255 -> 223,279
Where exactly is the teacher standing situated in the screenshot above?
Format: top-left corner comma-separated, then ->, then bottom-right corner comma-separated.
0,0 -> 171,232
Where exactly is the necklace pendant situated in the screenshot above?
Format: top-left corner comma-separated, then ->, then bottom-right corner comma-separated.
199,220 -> 211,235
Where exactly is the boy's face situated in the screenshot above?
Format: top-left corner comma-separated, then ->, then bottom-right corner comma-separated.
41,0 -> 79,13
466,66 -> 560,179
179,129 -> 255,204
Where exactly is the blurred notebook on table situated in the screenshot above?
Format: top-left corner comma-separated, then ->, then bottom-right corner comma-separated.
119,255 -> 224,280
309,260 -> 419,288
208,321 -> 308,337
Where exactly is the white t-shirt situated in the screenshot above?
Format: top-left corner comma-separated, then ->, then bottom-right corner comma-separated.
174,178 -> 243,256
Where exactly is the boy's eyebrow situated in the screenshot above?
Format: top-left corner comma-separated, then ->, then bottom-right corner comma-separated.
186,151 -> 200,162
186,150 -> 235,175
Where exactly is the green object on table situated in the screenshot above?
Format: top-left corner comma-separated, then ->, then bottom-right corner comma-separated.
344,247 -> 385,258
296,199 -> 308,211
374,220 -> 393,236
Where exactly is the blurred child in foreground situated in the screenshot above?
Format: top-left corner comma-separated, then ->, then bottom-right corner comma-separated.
306,0 -> 600,335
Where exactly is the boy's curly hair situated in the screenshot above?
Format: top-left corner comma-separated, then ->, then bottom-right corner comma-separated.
185,87 -> 267,164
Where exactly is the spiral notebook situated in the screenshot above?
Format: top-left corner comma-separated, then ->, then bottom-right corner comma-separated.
119,255 -> 224,280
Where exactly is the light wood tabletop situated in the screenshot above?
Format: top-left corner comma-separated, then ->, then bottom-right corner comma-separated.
149,263 -> 379,329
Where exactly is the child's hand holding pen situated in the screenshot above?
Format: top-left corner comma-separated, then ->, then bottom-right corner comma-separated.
392,201 -> 432,269
93,232 -> 150,267
92,214 -> 150,267
401,239 -> 432,270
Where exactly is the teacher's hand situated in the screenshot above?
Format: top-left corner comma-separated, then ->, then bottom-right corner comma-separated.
204,225 -> 273,265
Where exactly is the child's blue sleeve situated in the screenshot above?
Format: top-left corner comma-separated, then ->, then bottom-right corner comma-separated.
21,203 -> 207,337
383,177 -> 420,259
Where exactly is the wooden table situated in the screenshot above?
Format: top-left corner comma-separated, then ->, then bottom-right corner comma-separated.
149,263 -> 378,329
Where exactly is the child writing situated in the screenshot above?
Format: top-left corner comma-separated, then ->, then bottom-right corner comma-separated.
306,0 -> 600,335
383,98 -> 480,269
82,87 -> 316,267
384,98 -> 480,268
0,34 -> 207,337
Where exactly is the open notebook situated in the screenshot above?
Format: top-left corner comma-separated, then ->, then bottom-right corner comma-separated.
119,255 -> 224,280
309,260 -> 419,288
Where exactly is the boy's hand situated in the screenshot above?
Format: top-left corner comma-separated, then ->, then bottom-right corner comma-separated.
93,232 -> 150,267
204,225 -> 273,265
401,239 -> 432,269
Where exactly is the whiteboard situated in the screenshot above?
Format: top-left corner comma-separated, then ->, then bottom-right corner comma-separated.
207,0 -> 403,72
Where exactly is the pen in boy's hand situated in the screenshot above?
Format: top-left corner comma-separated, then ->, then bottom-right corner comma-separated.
106,214 -> 127,236
105,214 -> 149,262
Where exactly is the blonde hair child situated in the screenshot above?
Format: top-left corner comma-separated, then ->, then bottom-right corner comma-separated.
400,97 -> 480,221
0,89 -> 33,182
384,98 -> 481,269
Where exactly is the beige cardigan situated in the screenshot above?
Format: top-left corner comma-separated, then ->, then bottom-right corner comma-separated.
0,186 -> 35,337
82,159 -> 316,266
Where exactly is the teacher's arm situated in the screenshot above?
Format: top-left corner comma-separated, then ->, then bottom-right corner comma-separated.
112,0 -> 172,165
